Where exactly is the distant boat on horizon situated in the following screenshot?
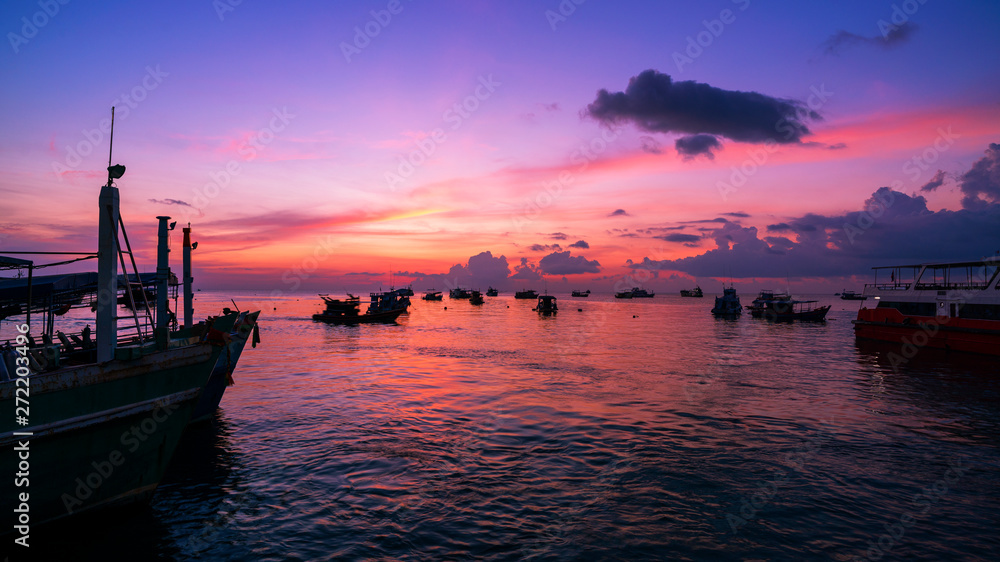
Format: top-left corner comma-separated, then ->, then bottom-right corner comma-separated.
680,285 -> 703,298
571,289 -> 590,297
449,287 -> 472,299
514,289 -> 538,299
616,287 -> 654,299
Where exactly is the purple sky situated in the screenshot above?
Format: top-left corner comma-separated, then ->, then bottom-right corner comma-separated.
2,0 -> 999,292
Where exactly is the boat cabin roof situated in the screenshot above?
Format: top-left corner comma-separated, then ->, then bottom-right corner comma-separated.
871,259 -> 999,270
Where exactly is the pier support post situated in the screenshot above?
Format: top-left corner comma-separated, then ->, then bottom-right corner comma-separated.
97,184 -> 119,362
182,225 -> 194,329
156,216 -> 171,331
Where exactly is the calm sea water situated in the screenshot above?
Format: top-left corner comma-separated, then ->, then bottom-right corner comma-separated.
24,291 -> 1000,561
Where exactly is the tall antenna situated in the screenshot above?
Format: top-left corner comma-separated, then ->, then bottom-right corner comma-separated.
106,106 -> 126,187
107,106 -> 115,186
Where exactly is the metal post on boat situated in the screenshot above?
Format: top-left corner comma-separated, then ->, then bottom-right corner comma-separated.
182,223 -> 193,329
155,217 -> 171,335
97,183 -> 120,362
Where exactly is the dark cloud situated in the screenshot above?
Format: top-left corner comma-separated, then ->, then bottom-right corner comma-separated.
680,218 -> 730,224
958,143 -> 1000,209
675,134 -> 722,160
586,69 -> 819,145
568,240 -> 589,249
920,169 -> 947,192
529,243 -> 562,252
764,236 -> 795,251
609,209 -> 630,217
658,233 -> 701,243
627,186 -> 1000,278
344,271 -> 382,276
549,232 -> 568,240
723,212 -> 750,218
511,257 -> 543,281
821,22 -> 917,56
538,251 -> 601,275
412,251 -> 513,289
149,198 -> 193,207
827,142 -> 848,150
639,135 -> 663,154
639,226 -> 686,233
767,223 -> 792,232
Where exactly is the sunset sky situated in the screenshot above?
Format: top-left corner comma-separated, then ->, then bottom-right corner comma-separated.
2,0 -> 999,293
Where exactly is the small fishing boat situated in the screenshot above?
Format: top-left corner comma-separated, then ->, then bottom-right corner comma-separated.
840,290 -> 866,300
571,289 -> 591,297
486,286 -> 499,297
616,287 -> 653,299
514,289 -> 538,299
711,286 -> 742,316
533,295 -> 558,314
312,291 -> 406,324
449,287 -> 472,299
748,295 -> 830,321
746,290 -> 791,311
117,283 -> 156,309
469,290 -> 484,305
680,285 -> 703,297
422,290 -> 443,301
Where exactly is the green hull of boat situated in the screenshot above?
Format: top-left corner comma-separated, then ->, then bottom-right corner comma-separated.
1,313 -> 238,531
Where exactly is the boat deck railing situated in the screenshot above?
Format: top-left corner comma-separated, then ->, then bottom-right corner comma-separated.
869,281 -> 991,291
913,282 -> 992,291
867,282 -> 912,291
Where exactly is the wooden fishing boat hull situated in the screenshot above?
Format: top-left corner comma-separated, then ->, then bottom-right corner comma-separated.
189,310 -> 261,424
312,308 -> 405,324
1,339 -> 226,531
749,304 -> 830,321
